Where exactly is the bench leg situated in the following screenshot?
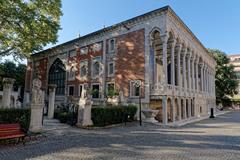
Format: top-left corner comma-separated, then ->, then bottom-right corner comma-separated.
22,136 -> 26,145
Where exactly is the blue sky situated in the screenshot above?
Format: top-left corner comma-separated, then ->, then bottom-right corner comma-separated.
51,0 -> 240,54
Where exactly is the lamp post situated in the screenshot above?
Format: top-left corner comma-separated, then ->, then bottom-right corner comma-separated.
131,80 -> 142,126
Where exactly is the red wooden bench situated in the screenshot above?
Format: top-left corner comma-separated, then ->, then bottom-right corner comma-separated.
0,123 -> 26,144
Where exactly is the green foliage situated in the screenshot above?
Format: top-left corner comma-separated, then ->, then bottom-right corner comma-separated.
106,89 -> 119,98
91,105 -> 137,127
0,108 -> 30,132
0,61 -> 26,95
208,49 -> 239,105
55,110 -> 77,125
57,112 -> 70,123
0,0 -> 62,60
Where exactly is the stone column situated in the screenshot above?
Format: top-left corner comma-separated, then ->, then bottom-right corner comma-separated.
177,44 -> 182,87
170,41 -> 176,86
195,58 -> 199,92
101,39 -> 107,103
171,97 -> 175,123
162,95 -> 168,125
178,98 -> 182,121
187,53 -> 191,91
161,35 -> 168,87
200,64 -> 204,92
204,66 -> 206,92
29,78 -> 44,132
48,84 -> 57,119
188,98 -> 191,118
2,78 -> 15,108
191,55 -> 195,93
182,49 -> 187,91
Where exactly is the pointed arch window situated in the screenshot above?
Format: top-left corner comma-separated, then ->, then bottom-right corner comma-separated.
48,59 -> 66,95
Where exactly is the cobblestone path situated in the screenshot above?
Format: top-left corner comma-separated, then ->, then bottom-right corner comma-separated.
0,111 -> 240,160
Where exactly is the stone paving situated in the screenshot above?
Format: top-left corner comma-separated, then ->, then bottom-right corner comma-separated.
1,111 -> 240,160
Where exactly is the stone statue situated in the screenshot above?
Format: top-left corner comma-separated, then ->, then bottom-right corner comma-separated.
31,78 -> 43,104
77,87 -> 93,127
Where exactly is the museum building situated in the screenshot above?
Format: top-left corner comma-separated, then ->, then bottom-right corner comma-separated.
24,6 -> 216,125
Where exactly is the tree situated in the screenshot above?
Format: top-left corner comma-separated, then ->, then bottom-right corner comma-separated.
0,0 -> 62,60
208,49 -> 239,106
0,61 -> 26,101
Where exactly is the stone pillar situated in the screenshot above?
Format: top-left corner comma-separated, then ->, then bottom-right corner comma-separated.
192,56 -> 195,93
170,41 -> 176,86
200,64 -> 204,92
161,35 -> 168,86
177,44 -> 182,87
23,92 -> 30,107
178,98 -> 182,121
171,97 -> 176,123
29,78 -> 44,132
2,78 -> 15,108
188,98 -> 191,118
48,84 -> 57,119
101,39 -> 107,102
183,49 -> 187,91
204,66 -> 206,92
187,53 -> 191,90
162,95 -> 168,125
196,59 -> 199,92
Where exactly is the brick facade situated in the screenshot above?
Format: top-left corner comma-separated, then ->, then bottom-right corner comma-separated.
115,29 -> 145,97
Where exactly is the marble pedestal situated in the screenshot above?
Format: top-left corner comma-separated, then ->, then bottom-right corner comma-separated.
29,104 -> 43,132
142,109 -> 159,123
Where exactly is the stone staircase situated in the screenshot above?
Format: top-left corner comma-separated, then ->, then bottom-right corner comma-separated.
43,117 -> 72,136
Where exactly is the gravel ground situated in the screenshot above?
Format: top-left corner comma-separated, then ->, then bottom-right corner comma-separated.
0,111 -> 240,160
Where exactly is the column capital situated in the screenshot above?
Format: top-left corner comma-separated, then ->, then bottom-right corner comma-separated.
48,84 -> 57,92
160,34 -> 169,43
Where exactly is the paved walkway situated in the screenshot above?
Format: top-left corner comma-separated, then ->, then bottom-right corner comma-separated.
1,111 -> 240,160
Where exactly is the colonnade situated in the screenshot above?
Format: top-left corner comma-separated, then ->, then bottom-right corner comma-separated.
150,29 -> 216,125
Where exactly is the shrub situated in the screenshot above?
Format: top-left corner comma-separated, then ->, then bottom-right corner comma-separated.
0,108 -> 30,132
91,105 -> 137,127
58,112 -> 69,123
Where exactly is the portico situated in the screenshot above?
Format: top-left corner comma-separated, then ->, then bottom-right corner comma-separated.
149,27 -> 216,125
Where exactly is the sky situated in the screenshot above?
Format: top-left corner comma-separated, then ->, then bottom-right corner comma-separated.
48,0 -> 240,55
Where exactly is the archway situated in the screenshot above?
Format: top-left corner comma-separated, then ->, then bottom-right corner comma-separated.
167,98 -> 173,122
150,29 -> 163,84
181,99 -> 184,119
167,32 -> 174,85
48,58 -> 66,95
186,99 -> 189,118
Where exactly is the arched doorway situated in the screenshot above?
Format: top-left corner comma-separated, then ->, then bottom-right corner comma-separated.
167,98 -> 173,122
48,58 -> 66,95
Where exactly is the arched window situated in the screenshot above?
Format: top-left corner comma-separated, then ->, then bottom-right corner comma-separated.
48,59 -> 66,95
68,67 -> 75,80
93,61 -> 100,77
109,39 -> 115,52
80,65 -> 87,77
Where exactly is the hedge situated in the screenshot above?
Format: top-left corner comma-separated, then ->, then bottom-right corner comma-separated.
0,108 -> 30,132
55,110 -> 78,125
91,105 -> 137,127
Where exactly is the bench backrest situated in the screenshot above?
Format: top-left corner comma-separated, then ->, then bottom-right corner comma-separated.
0,123 -> 22,132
